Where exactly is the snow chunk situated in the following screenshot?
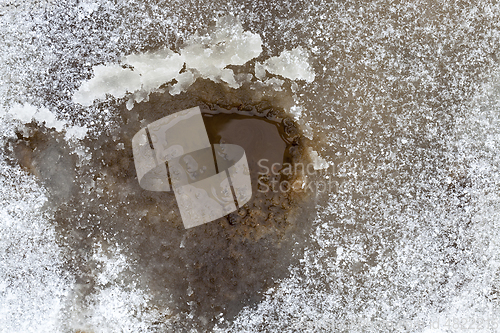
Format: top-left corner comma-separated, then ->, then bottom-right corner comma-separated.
64,125 -> 88,141
254,62 -> 267,80
4,103 -> 88,140
6,103 -> 66,131
308,148 -> 329,170
73,64 -> 142,106
182,15 -> 262,83
123,49 -> 185,92
73,16 -> 263,108
7,103 -> 38,123
72,16 -> 316,108
262,47 -> 315,82
33,107 -> 67,132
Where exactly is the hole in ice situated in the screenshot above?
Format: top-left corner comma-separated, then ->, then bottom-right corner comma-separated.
6,79 -> 319,329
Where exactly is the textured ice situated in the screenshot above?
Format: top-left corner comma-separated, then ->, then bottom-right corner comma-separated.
2,0 -> 500,332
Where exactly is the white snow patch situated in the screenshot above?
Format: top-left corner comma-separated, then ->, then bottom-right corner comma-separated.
308,148 -> 329,170
0,159 -> 72,333
4,103 -> 88,140
72,16 -> 315,109
260,47 -> 315,83
73,15 -> 263,109
289,105 -> 303,119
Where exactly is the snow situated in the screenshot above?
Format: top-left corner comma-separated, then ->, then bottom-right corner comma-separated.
72,16 -> 265,108
0,159 -> 71,333
289,105 -> 303,119
64,125 -> 89,141
260,47 -> 315,83
308,148 -> 329,170
1,1 -> 500,332
72,15 -> 315,110
3,103 -> 89,140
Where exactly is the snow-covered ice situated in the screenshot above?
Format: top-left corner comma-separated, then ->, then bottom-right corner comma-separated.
1,1 -> 500,332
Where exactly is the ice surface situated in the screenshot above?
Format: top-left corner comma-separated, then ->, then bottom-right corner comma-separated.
0,157 -> 71,332
2,0 -> 500,332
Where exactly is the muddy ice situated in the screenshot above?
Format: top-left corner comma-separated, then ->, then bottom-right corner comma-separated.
2,2 -> 500,333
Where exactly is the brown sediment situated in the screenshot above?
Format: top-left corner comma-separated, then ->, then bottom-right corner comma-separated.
200,104 -> 307,242
5,79 -> 317,330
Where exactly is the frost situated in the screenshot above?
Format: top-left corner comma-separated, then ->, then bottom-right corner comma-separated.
124,50 -> 185,95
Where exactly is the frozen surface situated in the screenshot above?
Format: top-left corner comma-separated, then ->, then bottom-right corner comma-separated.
0,155 -> 71,332
1,0 -> 500,332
